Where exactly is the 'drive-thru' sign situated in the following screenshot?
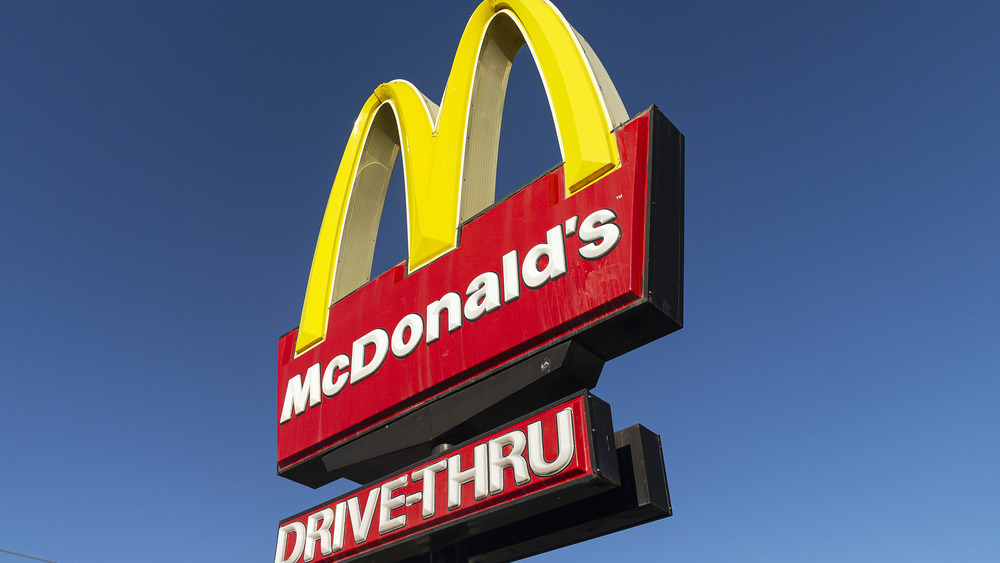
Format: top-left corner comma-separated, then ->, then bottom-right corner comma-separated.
276,393 -> 618,563
276,0 -> 683,486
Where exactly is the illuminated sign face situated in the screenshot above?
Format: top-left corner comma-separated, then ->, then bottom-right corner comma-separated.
276,0 -> 683,484
275,393 -> 618,563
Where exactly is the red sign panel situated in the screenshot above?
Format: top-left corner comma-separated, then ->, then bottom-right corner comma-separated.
274,393 -> 616,563
277,109 -> 681,476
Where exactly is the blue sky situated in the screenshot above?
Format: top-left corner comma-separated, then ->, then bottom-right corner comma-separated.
2,1 -> 998,561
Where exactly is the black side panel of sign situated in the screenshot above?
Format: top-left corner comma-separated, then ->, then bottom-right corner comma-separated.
647,105 -> 685,329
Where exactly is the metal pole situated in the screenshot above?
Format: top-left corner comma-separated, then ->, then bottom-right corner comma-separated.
429,542 -> 468,563
425,443 -> 469,563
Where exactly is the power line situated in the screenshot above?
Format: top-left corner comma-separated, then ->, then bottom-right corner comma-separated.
0,548 -> 57,563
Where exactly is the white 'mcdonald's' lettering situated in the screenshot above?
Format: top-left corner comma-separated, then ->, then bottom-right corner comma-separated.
280,209 -> 620,424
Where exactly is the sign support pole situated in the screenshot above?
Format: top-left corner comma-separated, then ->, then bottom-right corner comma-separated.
430,543 -> 468,563
427,443 -> 468,563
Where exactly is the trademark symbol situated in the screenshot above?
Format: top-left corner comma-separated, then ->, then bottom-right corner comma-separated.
615,194 -> 623,200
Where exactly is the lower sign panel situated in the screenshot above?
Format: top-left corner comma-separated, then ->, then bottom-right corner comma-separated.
275,392 -> 618,563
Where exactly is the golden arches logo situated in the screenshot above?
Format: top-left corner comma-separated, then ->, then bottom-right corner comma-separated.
296,0 -> 628,354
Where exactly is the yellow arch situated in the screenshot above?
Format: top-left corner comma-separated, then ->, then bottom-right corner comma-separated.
296,0 -> 628,354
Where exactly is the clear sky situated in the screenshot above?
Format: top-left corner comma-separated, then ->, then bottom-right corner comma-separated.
2,1 -> 998,561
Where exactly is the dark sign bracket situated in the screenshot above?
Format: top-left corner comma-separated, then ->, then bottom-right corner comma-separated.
278,340 -> 605,487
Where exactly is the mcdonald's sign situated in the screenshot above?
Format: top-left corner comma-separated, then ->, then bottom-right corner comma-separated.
277,0 -> 683,488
